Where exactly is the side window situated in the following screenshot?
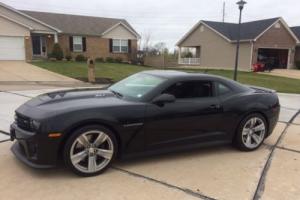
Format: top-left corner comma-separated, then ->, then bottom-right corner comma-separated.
216,82 -> 232,96
164,81 -> 213,99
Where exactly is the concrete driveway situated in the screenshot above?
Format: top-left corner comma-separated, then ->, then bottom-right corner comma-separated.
0,61 -> 79,82
0,88 -> 299,200
0,61 -> 92,91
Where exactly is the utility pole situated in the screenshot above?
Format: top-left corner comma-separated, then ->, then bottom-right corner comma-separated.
222,1 -> 226,22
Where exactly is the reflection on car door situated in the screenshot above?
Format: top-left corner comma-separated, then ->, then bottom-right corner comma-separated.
145,81 -> 226,149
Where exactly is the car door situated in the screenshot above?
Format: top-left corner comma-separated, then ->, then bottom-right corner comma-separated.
144,80 -> 225,150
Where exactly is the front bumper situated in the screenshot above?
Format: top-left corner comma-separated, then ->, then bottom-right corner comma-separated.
10,123 -> 57,169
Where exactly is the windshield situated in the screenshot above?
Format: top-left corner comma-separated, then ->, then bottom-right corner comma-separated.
109,73 -> 167,100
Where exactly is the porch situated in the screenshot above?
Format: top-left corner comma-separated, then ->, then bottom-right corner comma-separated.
178,46 -> 201,65
30,33 -> 58,59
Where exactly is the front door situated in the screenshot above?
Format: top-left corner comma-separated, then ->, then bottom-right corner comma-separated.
32,36 -> 47,56
145,81 -> 224,150
32,36 -> 41,55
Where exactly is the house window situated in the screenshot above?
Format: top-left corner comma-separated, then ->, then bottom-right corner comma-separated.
112,39 -> 128,53
73,36 -> 83,52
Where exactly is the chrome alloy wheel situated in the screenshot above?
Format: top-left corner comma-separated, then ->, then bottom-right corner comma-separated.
242,117 -> 266,149
70,130 -> 114,173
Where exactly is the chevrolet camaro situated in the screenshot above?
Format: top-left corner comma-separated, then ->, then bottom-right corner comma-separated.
10,70 -> 280,176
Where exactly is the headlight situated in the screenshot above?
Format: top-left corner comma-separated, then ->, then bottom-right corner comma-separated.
30,120 -> 41,131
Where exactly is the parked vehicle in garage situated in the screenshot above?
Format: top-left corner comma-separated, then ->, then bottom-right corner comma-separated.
10,70 -> 280,176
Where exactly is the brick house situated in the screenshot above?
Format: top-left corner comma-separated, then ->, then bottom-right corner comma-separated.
0,2 -> 140,62
177,17 -> 300,70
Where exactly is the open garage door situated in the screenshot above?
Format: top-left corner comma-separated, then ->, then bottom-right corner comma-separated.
257,48 -> 289,69
0,36 -> 25,60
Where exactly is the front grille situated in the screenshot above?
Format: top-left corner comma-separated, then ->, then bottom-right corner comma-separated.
15,113 -> 33,132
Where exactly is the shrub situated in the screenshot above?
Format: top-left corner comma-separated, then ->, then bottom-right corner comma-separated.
75,54 -> 87,62
106,57 -> 115,63
65,54 -> 72,61
95,57 -> 104,62
296,61 -> 300,70
47,53 -> 53,58
51,43 -> 64,60
115,57 -> 123,63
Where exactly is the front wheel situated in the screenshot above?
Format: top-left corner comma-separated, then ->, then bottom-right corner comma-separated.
64,125 -> 117,176
234,114 -> 267,151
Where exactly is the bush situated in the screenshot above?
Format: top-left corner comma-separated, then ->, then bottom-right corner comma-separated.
51,43 -> 64,60
47,53 -> 53,59
95,57 -> 104,62
106,57 -> 115,63
296,61 -> 300,70
115,57 -> 123,63
75,54 -> 87,62
65,54 -> 72,61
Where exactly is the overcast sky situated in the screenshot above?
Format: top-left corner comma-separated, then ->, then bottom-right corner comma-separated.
2,0 -> 300,49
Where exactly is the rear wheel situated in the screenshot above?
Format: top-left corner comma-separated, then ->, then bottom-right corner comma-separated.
234,113 -> 267,151
64,125 -> 117,176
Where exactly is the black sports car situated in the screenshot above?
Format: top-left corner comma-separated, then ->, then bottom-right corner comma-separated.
10,70 -> 280,176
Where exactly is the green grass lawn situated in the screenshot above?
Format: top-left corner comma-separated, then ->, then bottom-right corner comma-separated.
32,61 -> 300,94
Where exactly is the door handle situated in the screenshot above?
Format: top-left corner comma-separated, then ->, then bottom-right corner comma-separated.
209,104 -> 221,109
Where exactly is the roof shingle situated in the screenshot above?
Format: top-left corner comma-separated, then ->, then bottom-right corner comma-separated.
20,10 -> 137,36
291,26 -> 300,41
202,17 -> 280,41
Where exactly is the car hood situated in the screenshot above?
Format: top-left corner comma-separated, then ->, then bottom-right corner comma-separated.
25,88 -> 121,108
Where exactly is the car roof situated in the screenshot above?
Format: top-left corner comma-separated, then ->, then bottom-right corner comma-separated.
142,70 -> 223,80
141,70 -> 249,92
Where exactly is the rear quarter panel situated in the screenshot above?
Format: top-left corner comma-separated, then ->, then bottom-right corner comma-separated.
219,91 -> 279,138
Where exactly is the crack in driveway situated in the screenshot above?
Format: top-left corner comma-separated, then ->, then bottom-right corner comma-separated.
113,166 -> 216,200
253,110 -> 300,200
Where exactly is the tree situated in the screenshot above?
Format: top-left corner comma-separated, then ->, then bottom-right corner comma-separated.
153,42 -> 168,55
139,31 -> 152,53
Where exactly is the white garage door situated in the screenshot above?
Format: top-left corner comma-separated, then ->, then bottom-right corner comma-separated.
0,36 -> 25,60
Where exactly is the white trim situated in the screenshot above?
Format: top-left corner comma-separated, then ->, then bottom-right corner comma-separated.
257,46 -> 290,50
0,13 -> 33,30
254,18 -> 300,43
72,36 -> 83,52
112,39 -> 129,53
31,30 -> 58,34
0,2 -> 61,33
250,41 -> 254,70
102,22 -> 140,39
231,39 -> 253,43
287,49 -> 291,69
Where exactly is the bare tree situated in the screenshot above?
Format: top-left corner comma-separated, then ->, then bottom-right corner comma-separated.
139,31 -> 152,53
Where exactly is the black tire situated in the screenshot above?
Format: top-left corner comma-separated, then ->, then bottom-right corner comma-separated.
234,113 -> 267,152
64,125 -> 118,177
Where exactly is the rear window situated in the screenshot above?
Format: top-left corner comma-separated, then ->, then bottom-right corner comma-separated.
216,82 -> 232,96
164,81 -> 213,99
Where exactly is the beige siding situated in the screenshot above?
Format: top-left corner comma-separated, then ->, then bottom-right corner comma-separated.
0,5 -> 54,32
179,25 -> 252,70
102,24 -> 137,40
0,16 -> 30,36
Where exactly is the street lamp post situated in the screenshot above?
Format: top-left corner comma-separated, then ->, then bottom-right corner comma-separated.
233,0 -> 247,81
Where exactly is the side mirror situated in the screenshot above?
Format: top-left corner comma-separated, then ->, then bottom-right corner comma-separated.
152,94 -> 175,105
